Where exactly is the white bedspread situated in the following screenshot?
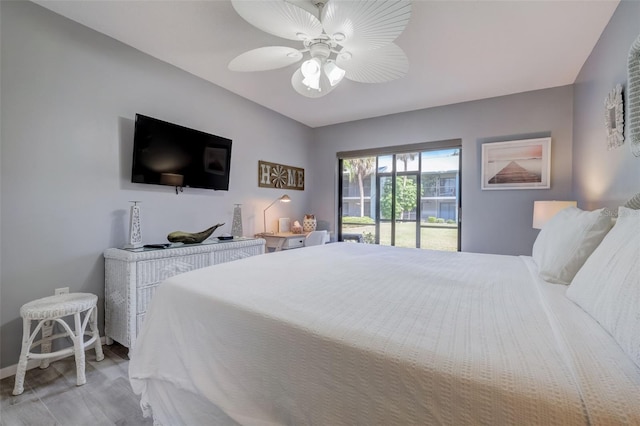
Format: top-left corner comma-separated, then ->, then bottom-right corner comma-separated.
129,243 -> 640,425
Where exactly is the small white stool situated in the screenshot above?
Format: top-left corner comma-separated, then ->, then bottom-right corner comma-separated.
13,293 -> 104,395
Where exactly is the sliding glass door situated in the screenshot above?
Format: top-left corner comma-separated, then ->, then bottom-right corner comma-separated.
340,157 -> 377,244
377,154 -> 421,248
419,149 -> 460,251
339,144 -> 461,251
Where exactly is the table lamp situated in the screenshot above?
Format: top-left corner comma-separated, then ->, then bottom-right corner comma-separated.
532,200 -> 577,229
263,195 -> 291,234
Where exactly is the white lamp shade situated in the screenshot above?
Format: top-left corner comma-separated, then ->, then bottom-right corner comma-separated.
324,60 -> 346,86
291,68 -> 337,98
291,59 -> 345,98
532,200 -> 577,229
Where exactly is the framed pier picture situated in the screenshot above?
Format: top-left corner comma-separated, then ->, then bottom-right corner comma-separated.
481,138 -> 551,190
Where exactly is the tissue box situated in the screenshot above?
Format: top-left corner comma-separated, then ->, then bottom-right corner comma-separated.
291,220 -> 303,234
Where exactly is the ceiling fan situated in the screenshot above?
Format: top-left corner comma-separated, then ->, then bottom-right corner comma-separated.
228,0 -> 412,98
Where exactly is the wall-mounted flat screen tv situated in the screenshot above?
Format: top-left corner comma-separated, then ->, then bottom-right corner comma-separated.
131,114 -> 232,191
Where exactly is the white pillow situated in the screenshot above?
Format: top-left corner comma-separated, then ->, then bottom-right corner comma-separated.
532,207 -> 612,284
566,206 -> 640,368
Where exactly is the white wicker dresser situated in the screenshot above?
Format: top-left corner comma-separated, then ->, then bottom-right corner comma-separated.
103,238 -> 265,349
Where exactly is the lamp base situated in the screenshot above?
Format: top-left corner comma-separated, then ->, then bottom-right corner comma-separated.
124,242 -> 143,249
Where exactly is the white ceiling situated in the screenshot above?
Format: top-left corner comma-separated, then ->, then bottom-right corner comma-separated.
34,0 -> 619,128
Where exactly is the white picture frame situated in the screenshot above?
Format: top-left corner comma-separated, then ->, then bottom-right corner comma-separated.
278,217 -> 291,233
481,137 -> 551,190
605,84 -> 624,150
628,34 -> 640,157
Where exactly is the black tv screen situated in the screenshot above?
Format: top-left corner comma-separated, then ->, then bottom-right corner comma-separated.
131,114 -> 232,191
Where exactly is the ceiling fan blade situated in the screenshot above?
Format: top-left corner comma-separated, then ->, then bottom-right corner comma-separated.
284,0 -> 319,17
229,46 -> 303,72
232,0 -> 323,41
322,0 -> 412,51
337,43 -> 409,83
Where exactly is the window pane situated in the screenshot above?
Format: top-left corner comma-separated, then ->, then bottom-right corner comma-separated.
420,148 -> 460,251
395,175 -> 418,221
378,155 -> 394,173
379,221 -> 392,246
395,152 -> 419,172
379,176 -> 394,221
341,157 -> 376,244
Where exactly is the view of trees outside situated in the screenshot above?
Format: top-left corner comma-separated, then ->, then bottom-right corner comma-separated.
343,157 -> 375,218
396,153 -> 418,172
380,176 -> 419,220
341,149 -> 459,251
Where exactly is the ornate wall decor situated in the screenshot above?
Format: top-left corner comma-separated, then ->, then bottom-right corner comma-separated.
258,160 -> 305,190
605,84 -> 624,150
629,34 -> 640,157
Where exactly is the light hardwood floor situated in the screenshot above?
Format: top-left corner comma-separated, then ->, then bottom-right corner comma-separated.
1,344 -> 153,426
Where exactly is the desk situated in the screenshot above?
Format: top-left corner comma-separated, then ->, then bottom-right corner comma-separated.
258,232 -> 307,252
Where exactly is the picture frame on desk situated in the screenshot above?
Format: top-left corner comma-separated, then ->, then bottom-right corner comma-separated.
278,218 -> 291,233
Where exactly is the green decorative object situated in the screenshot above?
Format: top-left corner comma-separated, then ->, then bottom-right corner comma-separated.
167,223 -> 224,244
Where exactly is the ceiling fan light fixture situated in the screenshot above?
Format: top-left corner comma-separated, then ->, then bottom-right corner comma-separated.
324,61 -> 345,87
303,75 -> 321,90
301,58 -> 321,78
291,68 -> 336,98
300,58 -> 321,90
230,0 -> 412,98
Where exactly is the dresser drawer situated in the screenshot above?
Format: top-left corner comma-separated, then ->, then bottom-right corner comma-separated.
282,237 -> 305,249
136,284 -> 159,314
214,244 -> 266,263
136,253 -> 210,287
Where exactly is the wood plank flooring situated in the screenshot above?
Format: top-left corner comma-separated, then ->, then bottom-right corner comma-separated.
1,344 -> 152,426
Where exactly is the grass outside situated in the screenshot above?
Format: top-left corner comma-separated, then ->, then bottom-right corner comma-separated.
342,222 -> 458,251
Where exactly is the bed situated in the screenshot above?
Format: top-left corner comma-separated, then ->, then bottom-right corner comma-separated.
128,207 -> 640,425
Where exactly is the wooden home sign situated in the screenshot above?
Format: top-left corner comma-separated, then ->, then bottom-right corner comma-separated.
258,160 -> 305,191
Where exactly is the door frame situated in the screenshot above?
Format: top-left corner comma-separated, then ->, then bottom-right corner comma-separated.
375,162 -> 422,248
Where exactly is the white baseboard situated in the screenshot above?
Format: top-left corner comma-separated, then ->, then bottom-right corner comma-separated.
0,337 -> 108,380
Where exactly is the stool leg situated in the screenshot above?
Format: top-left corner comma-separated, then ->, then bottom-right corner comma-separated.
13,318 -> 32,395
40,320 -> 53,369
72,312 -> 86,386
89,306 -> 104,362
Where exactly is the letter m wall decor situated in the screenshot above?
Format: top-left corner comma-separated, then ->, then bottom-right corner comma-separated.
258,161 -> 305,190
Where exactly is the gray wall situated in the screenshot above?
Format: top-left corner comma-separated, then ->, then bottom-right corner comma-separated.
0,1 -> 313,369
573,0 -> 640,209
310,86 -> 574,256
